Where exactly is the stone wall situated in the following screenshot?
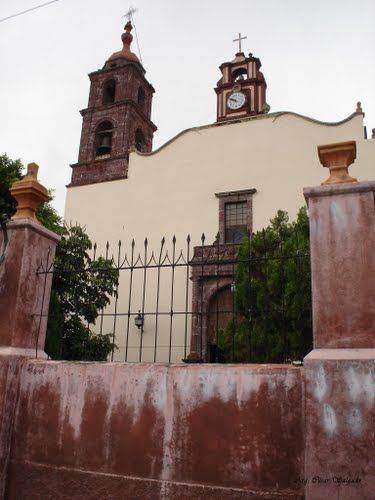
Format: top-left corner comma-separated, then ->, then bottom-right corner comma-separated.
5,361 -> 303,499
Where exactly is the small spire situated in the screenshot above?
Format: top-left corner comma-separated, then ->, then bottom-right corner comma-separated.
122,21 -> 133,51
107,20 -> 140,64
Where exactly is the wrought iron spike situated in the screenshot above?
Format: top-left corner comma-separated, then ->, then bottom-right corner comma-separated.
187,234 -> 191,243
131,239 -> 135,247
172,235 -> 176,244
144,237 -> 148,246
201,233 -> 205,243
161,236 -> 165,245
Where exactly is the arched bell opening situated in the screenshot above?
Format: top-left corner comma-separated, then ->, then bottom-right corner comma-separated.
231,67 -> 248,83
135,128 -> 145,152
103,79 -> 116,104
137,87 -> 145,110
95,121 -> 113,157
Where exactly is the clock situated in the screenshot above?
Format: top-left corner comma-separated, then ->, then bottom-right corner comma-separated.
227,92 -> 246,110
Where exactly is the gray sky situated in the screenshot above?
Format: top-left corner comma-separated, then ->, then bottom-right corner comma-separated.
1,0 -> 374,215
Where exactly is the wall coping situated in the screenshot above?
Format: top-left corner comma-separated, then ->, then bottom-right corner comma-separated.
21,359 -> 303,371
6,218 -> 61,243
0,347 -> 47,358
303,180 -> 375,202
304,348 -> 375,361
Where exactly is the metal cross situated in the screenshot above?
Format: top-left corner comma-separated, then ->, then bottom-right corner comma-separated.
233,33 -> 247,53
123,6 -> 137,21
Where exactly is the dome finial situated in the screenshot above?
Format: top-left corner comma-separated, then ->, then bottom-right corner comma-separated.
107,14 -> 140,64
122,20 -> 133,50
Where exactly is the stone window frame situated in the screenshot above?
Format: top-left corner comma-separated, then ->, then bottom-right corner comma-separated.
215,188 -> 256,245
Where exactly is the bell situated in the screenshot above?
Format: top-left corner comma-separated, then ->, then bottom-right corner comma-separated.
97,135 -> 111,155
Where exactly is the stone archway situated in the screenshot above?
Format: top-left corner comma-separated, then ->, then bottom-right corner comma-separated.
189,242 -> 238,361
207,286 -> 234,362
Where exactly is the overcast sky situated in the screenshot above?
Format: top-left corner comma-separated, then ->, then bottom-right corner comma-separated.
1,0 -> 374,215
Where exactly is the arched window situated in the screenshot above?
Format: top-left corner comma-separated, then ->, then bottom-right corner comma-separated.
232,67 -> 248,82
135,128 -> 145,152
137,87 -> 145,109
103,79 -> 116,104
95,121 -> 113,157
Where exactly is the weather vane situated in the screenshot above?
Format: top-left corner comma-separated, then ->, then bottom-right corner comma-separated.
121,6 -> 143,64
123,6 -> 137,22
233,33 -> 247,53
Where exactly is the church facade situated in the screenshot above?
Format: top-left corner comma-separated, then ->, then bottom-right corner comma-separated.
64,22 -> 375,362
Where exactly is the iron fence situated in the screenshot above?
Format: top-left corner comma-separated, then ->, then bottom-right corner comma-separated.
36,227 -> 312,364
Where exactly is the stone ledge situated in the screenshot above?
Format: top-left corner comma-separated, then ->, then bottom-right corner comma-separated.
304,348 -> 375,361
0,347 -> 47,359
7,219 -> 61,244
303,180 -> 375,201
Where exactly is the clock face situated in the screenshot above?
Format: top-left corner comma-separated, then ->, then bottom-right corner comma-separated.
227,92 -> 246,110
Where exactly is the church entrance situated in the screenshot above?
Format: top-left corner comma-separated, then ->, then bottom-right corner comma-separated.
207,286 -> 233,362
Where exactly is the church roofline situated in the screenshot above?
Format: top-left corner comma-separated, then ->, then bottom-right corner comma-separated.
132,110 -> 364,158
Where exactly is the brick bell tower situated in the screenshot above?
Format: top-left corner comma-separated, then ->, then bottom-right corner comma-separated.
215,33 -> 269,122
70,21 -> 157,187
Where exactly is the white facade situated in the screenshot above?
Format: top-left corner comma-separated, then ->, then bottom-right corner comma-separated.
64,110 -> 375,361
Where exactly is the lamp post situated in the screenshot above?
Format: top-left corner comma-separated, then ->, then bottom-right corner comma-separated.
134,310 -> 144,331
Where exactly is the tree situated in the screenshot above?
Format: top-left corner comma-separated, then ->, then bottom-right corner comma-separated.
0,154 -> 23,216
45,225 -> 119,361
1,154 -> 118,361
218,207 -> 312,363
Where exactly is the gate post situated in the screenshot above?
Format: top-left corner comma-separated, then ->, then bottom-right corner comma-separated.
303,141 -> 375,499
0,163 -> 60,496
0,163 -> 60,357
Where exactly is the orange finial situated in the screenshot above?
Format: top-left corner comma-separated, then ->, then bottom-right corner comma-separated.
10,163 -> 48,221
317,141 -> 358,185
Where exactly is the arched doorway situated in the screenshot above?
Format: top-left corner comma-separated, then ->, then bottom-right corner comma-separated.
207,286 -> 234,362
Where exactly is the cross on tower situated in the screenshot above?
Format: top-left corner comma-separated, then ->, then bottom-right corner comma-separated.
123,6 -> 137,21
233,32 -> 247,53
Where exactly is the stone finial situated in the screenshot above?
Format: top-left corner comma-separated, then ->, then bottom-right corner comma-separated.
372,128 -> 375,140
9,163 -> 49,221
356,101 -> 363,113
318,141 -> 358,185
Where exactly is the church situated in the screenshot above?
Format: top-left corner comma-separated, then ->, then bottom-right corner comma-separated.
64,20 -> 375,362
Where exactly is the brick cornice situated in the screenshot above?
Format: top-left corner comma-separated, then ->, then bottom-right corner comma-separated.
70,153 -> 129,169
89,64 -> 155,93
80,100 -> 157,131
215,188 -> 257,198
214,79 -> 267,93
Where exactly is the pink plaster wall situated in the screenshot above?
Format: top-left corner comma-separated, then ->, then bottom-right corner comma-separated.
0,355 -> 23,497
6,360 -> 304,499
304,349 -> 375,499
304,182 -> 375,349
0,220 -> 59,354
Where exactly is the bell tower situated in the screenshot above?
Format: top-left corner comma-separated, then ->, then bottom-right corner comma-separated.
215,33 -> 269,122
70,21 -> 157,187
